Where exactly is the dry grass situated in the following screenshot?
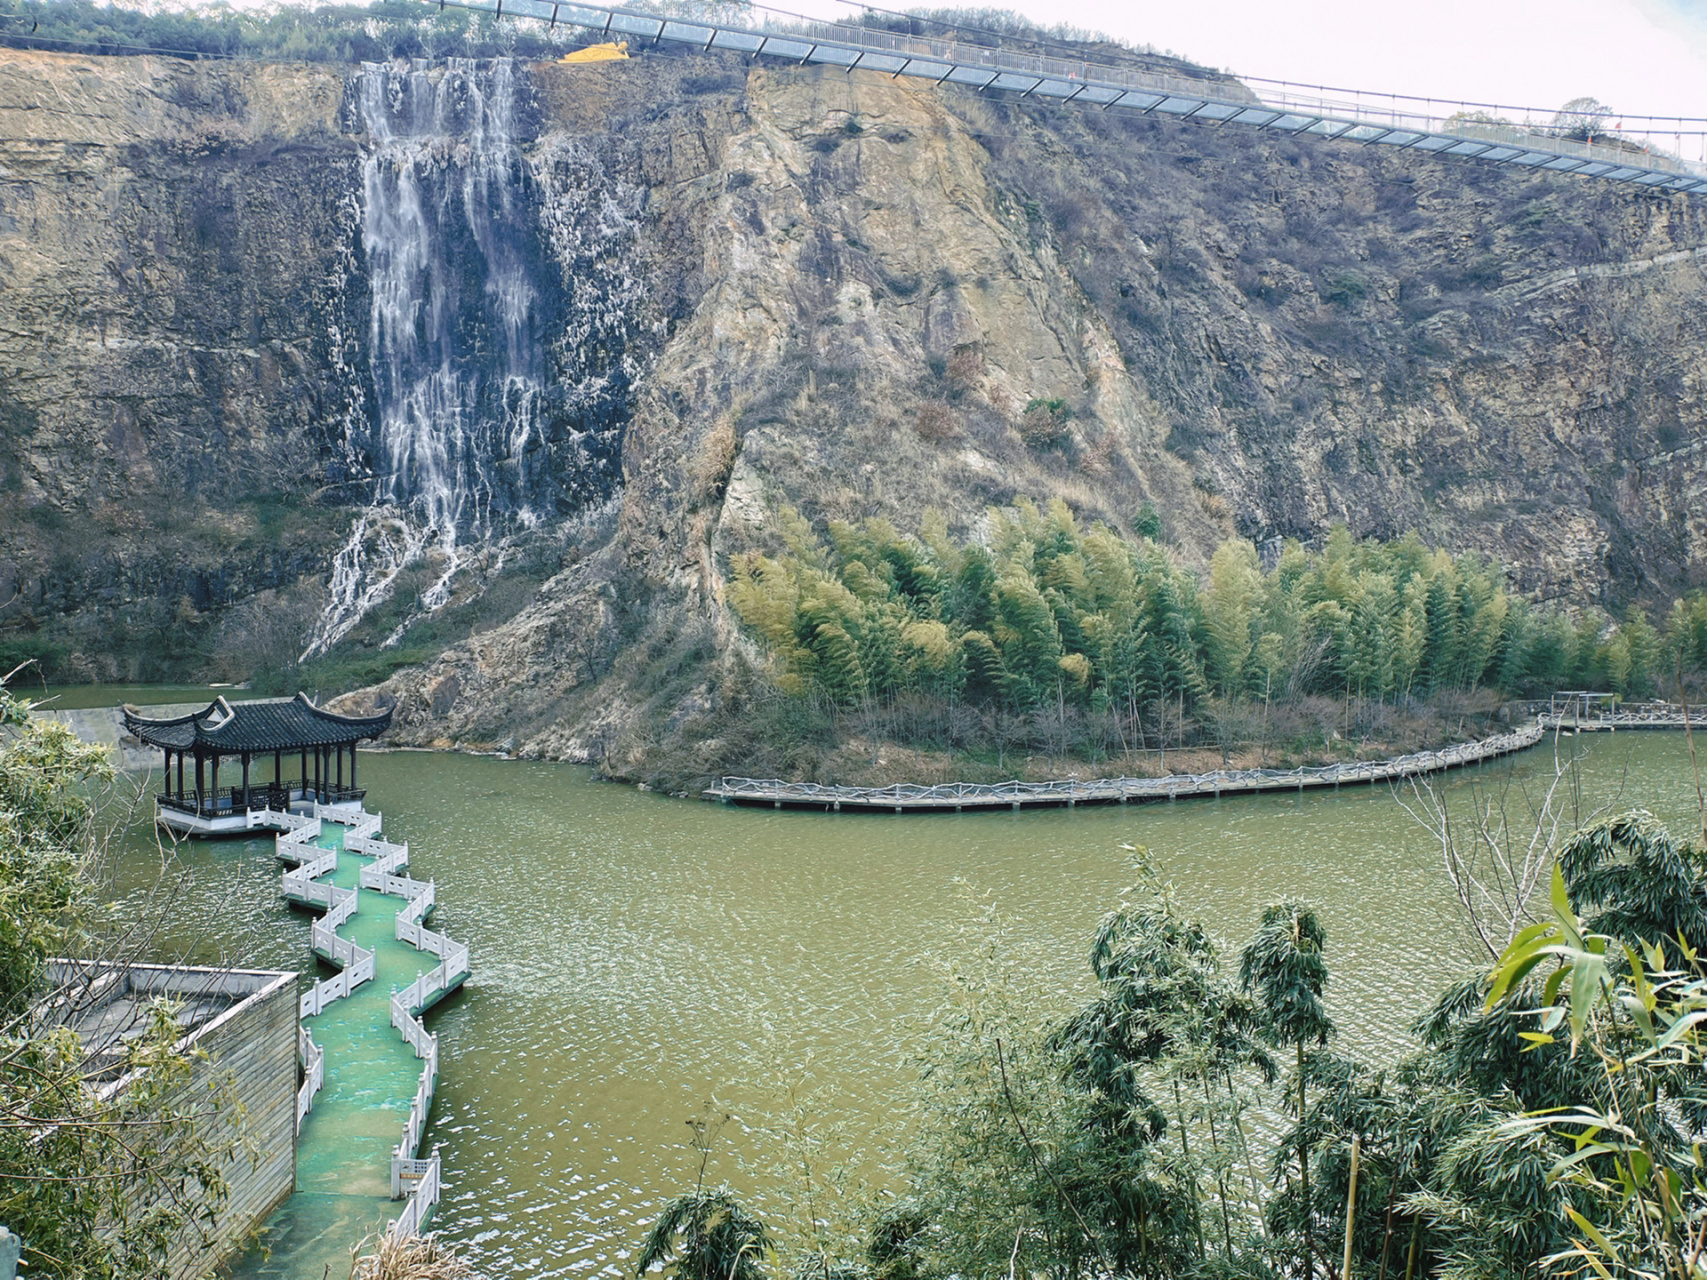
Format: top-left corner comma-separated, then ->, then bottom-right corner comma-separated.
351,1233 -> 479,1280
693,417 -> 739,504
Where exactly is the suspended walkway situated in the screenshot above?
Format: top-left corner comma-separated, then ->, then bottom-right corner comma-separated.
247,805 -> 470,1268
707,722 -> 1547,812
430,0 -> 1706,198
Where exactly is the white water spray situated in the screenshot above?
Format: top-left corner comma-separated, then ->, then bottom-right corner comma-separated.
304,58 -> 545,660
303,59 -> 654,664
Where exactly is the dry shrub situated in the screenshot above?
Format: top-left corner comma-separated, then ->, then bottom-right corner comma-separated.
1018,398 -> 1072,450
945,343 -> 983,390
693,418 -> 739,504
1196,488 -> 1232,527
915,401 -> 958,441
351,1232 -> 479,1280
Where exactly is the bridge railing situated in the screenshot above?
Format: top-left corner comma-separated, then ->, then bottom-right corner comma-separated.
281,852 -> 338,898
285,802 -> 464,1242
710,723 -> 1545,808
387,1146 -> 443,1240
296,1026 -> 324,1132
390,1008 -> 439,1170
280,824 -> 379,1018
348,834 -> 409,869
438,0 -> 1705,194
276,818 -> 324,851
363,866 -> 432,901
394,883 -> 437,935
299,945 -> 377,1018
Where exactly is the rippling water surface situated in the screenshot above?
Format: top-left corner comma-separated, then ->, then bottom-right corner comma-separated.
113,731 -> 1703,1278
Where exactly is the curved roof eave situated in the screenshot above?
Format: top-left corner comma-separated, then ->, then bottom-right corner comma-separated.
124,694 -> 394,754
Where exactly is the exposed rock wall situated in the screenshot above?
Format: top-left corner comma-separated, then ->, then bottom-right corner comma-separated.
347,58 -> 1707,764
0,49 -> 361,679
2,47 -> 1704,762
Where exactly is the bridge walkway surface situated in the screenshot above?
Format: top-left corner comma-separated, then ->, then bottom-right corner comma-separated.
708,722 -> 1548,812
231,808 -> 467,1279
428,0 -> 1706,198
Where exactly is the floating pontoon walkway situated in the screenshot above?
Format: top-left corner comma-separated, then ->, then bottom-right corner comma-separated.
250,805 -> 470,1264
706,722 -> 1547,812
1539,708 -> 1707,732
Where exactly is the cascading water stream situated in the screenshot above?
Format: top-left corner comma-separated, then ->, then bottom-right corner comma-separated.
306,59 -> 549,661
304,56 -> 653,664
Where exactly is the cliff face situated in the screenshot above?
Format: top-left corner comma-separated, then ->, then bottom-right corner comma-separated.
2,47 -> 1704,758
0,51 -> 364,678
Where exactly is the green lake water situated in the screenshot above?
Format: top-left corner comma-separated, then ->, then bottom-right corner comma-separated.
240,820 -> 441,1278
104,730 -> 1705,1279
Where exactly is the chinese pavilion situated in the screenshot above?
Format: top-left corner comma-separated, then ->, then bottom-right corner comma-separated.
123,693 -> 393,835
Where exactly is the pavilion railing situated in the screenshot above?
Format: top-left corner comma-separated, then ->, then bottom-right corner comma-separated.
156,783 -> 368,818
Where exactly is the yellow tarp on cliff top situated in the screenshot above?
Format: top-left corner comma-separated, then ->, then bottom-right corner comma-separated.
560,41 -> 628,62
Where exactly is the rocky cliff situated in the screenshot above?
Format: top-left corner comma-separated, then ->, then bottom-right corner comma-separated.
2,45 -> 1704,767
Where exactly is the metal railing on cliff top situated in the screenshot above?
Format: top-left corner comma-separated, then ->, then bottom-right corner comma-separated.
424,0 -> 1705,196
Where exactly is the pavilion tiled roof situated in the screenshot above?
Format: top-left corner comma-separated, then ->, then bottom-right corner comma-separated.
123,694 -> 392,754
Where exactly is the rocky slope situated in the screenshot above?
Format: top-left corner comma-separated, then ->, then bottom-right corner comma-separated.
2,45 -> 1704,768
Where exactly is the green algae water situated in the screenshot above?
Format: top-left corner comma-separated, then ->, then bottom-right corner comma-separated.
108,731 -> 1705,1279
259,820 -> 442,1276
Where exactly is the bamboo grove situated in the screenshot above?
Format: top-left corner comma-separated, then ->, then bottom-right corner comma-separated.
730,502 -> 1701,749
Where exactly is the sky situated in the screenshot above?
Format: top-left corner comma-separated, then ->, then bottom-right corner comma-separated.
776,0 -> 1707,127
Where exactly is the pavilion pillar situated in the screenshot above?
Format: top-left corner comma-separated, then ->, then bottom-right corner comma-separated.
177,751 -> 184,799
241,753 -> 250,809
300,749 -> 308,802
336,742 -> 344,791
161,747 -> 170,796
195,752 -> 205,808
350,743 -> 357,791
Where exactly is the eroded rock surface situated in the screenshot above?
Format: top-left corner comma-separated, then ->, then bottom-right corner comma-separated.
3,48 -> 1704,765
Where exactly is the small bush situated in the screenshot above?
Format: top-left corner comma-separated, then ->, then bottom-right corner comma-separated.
915,402 -> 958,442
1134,501 -> 1163,541
1320,269 -> 1368,307
945,345 -> 983,390
1019,398 -> 1073,450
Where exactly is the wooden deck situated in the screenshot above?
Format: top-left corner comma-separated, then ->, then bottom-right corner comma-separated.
705,722 -> 1549,813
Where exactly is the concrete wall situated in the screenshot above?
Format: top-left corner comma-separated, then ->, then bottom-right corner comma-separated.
165,968 -> 297,1280
61,963 -> 299,1280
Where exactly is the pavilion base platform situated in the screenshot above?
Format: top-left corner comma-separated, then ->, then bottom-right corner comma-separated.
154,787 -> 368,837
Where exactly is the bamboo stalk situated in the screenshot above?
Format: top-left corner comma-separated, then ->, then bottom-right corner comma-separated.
1343,1136 -> 1361,1280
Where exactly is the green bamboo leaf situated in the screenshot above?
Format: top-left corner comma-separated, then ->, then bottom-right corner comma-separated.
1652,1010 -> 1707,1053
1551,865 -> 1584,949
1549,1143 -> 1623,1180
1563,1206 -> 1621,1266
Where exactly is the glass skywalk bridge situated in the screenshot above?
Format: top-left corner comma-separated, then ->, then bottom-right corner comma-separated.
426,0 -> 1705,196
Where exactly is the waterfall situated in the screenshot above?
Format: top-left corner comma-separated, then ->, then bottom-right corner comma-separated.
305,57 -> 648,662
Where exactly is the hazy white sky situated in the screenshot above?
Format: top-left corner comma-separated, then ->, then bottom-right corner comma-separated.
783,0 -> 1707,124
